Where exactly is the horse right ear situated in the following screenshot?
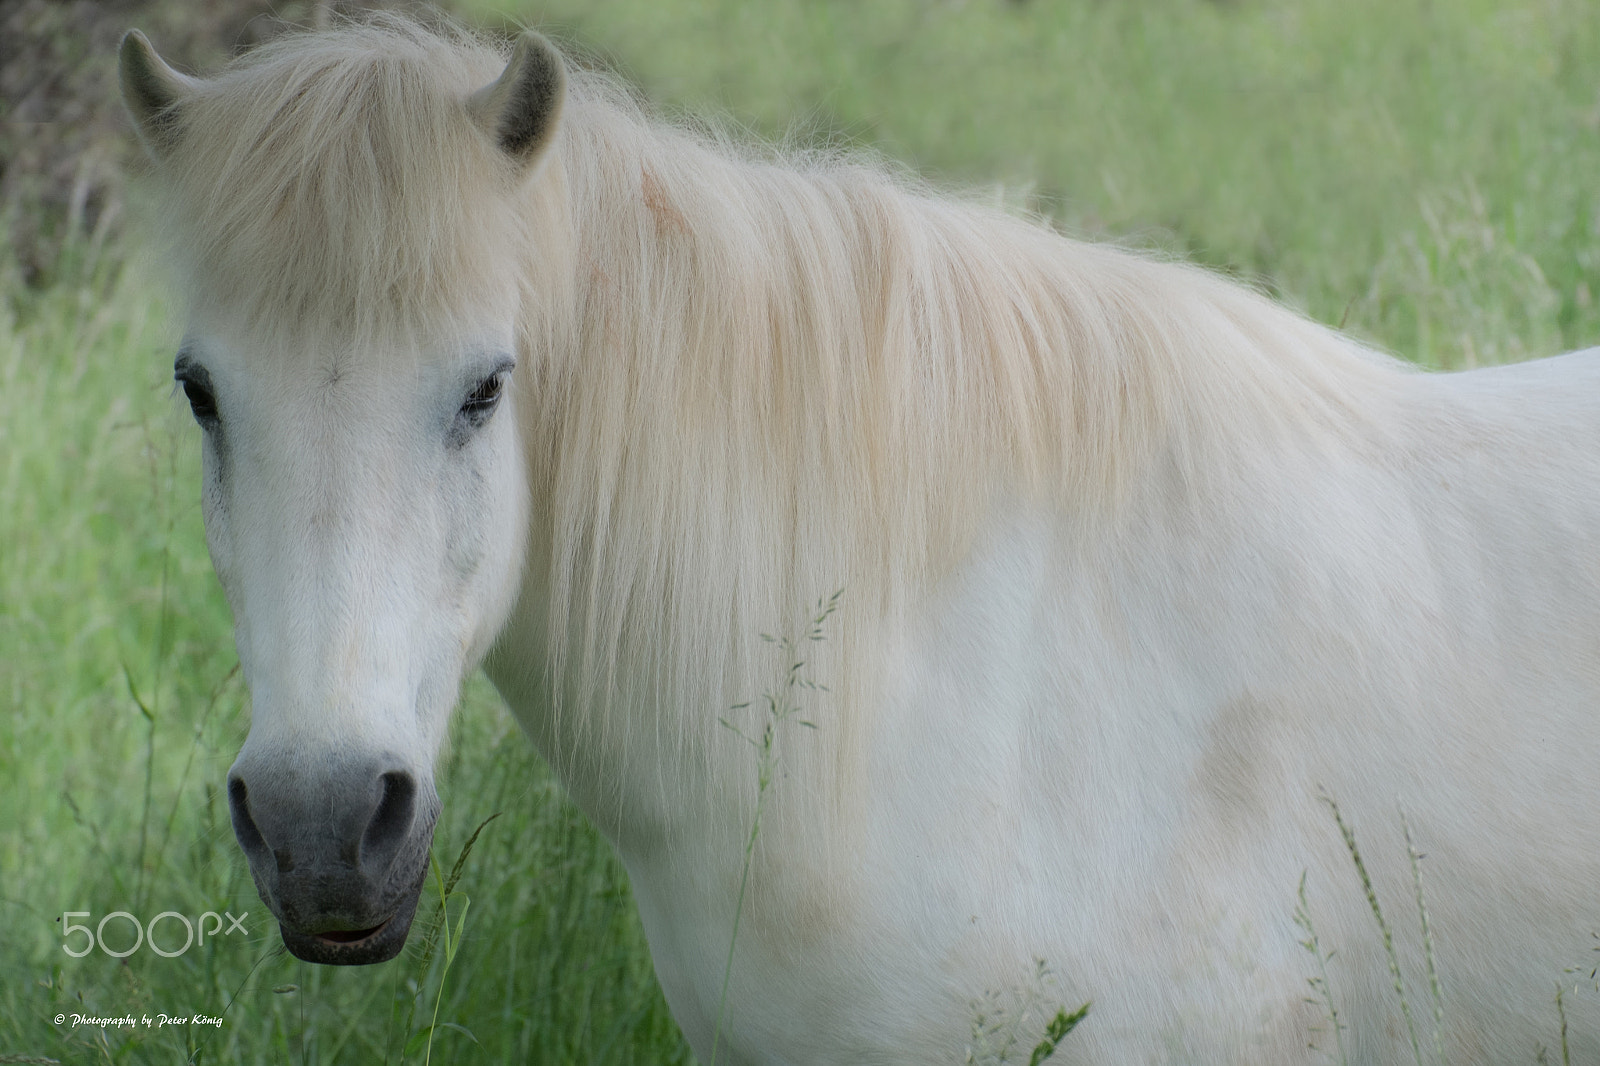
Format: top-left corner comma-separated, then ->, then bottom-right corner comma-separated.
120,30 -> 196,160
468,31 -> 566,175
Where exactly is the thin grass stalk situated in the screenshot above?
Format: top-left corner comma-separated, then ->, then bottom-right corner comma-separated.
710,766 -> 767,1066
1322,793 -> 1424,1066
1558,985 -> 1570,1066
1400,810 -> 1446,1065
399,812 -> 500,1059
121,660 -> 157,915
150,663 -> 240,892
711,591 -> 841,1066
1293,871 -> 1347,1066
134,434 -> 178,914
422,854 -> 472,1066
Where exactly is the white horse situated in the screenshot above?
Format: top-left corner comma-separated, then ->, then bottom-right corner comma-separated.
121,16 -> 1600,1063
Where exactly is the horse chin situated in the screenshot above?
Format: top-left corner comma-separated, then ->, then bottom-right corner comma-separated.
277,868 -> 428,966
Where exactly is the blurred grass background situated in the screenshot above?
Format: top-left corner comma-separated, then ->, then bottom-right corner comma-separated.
3,0 -> 1599,1062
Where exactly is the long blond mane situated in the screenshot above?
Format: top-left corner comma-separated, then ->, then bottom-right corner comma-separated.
153,15 -> 1409,815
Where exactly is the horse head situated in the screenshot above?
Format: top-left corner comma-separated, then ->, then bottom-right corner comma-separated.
119,23 -> 565,965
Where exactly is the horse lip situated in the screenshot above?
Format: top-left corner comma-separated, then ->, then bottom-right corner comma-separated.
280,908 -> 412,965
312,918 -> 390,946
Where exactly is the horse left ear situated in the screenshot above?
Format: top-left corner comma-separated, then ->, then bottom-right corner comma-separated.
120,30 -> 198,160
469,31 -> 566,174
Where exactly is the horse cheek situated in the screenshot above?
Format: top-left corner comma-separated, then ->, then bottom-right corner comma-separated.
198,438 -> 243,624
448,431 -> 528,667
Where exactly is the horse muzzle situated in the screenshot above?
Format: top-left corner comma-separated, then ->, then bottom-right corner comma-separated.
227,753 -> 440,966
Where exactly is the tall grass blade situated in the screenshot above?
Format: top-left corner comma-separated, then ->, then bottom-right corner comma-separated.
1322,793 -> 1424,1066
1399,809 -> 1446,1065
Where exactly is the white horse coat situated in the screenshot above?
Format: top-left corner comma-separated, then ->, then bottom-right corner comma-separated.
120,17 -> 1600,1064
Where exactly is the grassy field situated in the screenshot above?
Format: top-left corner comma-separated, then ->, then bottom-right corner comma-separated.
3,0 -> 1600,1062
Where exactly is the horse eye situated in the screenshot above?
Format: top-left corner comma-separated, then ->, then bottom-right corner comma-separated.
449,360 -> 514,446
456,372 -> 505,429
176,370 -> 219,428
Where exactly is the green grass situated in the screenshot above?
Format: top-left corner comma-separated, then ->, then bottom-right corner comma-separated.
5,0 -> 1600,1061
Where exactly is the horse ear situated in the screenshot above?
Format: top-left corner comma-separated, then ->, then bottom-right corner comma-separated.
468,31 -> 566,174
119,30 -> 196,159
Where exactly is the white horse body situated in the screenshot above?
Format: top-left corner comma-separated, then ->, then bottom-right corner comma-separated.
493,348 -> 1600,1064
120,18 -> 1600,1063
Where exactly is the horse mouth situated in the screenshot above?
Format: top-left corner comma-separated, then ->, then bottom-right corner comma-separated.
278,887 -> 423,966
315,920 -> 389,945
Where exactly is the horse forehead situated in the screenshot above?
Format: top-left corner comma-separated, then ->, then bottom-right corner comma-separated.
202,314 -> 499,366
193,353 -> 416,468
199,330 -> 468,398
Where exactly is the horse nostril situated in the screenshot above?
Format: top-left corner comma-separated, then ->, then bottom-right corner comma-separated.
360,770 -> 417,877
228,775 -> 267,856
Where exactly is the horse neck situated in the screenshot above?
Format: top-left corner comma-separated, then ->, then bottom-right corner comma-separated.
503,92 -> 1405,852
